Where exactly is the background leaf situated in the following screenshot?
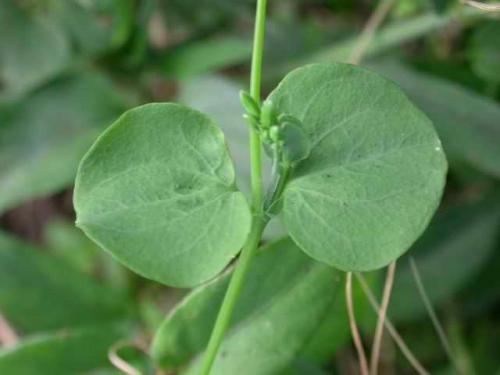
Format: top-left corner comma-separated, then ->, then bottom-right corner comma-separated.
151,237 -> 340,375
390,195 -> 500,321
0,1 -> 69,100
0,232 -> 129,334
469,21 -> 500,84
164,37 -> 251,78
0,72 -> 125,214
372,60 -> 500,179
0,324 -> 126,375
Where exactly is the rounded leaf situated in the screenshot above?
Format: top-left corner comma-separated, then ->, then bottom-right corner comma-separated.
280,119 -> 311,166
268,63 -> 447,272
74,103 -> 251,287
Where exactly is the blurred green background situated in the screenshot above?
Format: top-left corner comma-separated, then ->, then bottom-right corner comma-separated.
1,0 -> 500,374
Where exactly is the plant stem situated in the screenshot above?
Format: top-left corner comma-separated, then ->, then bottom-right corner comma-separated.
344,2 -> 395,373
355,273 -> 429,375
0,312 -> 18,348
199,217 -> 267,375
346,272 -> 369,375
349,0 -> 396,65
249,0 -> 268,210
370,261 -> 396,375
199,1 -> 268,373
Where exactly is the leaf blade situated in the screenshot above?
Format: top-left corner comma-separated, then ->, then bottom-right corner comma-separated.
151,237 -> 340,375
74,103 -> 251,287
268,63 -> 447,271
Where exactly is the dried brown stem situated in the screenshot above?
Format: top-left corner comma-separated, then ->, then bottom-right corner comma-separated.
346,272 -> 370,375
370,261 -> 396,375
349,0 -> 397,64
355,273 -> 429,375
0,313 -> 18,347
462,0 -> 500,11
109,340 -> 147,375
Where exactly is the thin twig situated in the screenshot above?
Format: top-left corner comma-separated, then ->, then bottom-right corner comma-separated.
109,340 -> 147,375
0,313 -> 18,347
462,0 -> 500,11
409,257 -> 462,374
370,261 -> 396,375
346,272 -> 370,375
349,0 -> 397,64
355,273 -> 429,375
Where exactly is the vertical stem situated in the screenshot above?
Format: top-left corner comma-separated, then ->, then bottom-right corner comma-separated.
199,218 -> 267,375
370,261 -> 396,375
249,0 -> 268,210
355,273 -> 429,375
199,1 -> 268,374
346,272 -> 370,375
345,2 -> 396,373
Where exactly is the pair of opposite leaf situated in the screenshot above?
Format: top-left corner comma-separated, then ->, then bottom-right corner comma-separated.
74,63 -> 447,288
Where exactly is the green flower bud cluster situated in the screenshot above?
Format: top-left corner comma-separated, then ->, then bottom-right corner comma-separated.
240,90 -> 311,168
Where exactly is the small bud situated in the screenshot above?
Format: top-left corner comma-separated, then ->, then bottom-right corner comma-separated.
239,91 -> 260,118
269,125 -> 281,143
260,100 -> 277,130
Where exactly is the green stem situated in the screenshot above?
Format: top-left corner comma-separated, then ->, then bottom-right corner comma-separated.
199,1 -> 268,374
249,0 -> 268,210
198,217 -> 267,375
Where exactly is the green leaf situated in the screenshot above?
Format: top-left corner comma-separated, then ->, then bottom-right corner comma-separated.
164,37 -> 252,79
431,0 -> 456,14
459,241 -> 500,315
280,117 -> 312,166
179,76 -> 252,192
0,324 -> 126,375
50,0 -> 127,57
267,63 -> 447,271
0,73 -> 125,214
45,219 -> 129,290
390,196 -> 500,321
151,237 -> 339,375
74,103 -> 251,287
178,75 -> 286,241
300,272 -> 377,365
371,60 -> 500,179
0,232 -> 128,334
469,21 -> 500,84
0,1 -> 70,100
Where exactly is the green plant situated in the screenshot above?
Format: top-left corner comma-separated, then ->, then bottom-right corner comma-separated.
73,1 -> 447,374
